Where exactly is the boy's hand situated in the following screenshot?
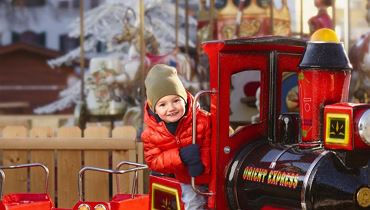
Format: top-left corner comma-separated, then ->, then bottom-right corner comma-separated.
180,144 -> 200,165
187,162 -> 204,177
180,144 -> 204,177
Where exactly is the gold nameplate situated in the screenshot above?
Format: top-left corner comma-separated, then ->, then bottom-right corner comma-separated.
151,183 -> 181,210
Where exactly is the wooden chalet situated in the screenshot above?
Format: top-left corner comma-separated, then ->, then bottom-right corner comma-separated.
0,42 -> 76,114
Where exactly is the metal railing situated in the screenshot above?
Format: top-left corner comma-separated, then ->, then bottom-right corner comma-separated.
78,161 -> 147,201
0,163 -> 49,199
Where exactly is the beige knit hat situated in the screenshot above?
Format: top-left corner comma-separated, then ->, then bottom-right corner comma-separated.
145,64 -> 187,111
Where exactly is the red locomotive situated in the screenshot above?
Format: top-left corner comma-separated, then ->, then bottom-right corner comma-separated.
201,28 -> 370,210
1,29 -> 370,210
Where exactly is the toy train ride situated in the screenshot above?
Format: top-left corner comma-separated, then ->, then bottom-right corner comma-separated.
0,29 -> 369,210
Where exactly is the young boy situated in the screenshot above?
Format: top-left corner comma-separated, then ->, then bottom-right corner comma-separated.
141,64 -> 211,210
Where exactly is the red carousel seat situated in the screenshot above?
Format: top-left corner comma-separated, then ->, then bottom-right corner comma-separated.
110,194 -> 149,209
0,193 -> 53,210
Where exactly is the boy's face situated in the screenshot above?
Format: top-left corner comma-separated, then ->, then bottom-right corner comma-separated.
155,95 -> 186,123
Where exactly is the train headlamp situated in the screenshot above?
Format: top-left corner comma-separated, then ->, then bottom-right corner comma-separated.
94,204 -> 107,210
324,103 -> 370,151
78,203 -> 90,210
358,110 -> 370,146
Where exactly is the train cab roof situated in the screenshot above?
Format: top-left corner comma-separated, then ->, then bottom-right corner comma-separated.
204,36 -> 306,53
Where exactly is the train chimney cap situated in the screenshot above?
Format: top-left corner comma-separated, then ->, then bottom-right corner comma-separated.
299,28 -> 353,70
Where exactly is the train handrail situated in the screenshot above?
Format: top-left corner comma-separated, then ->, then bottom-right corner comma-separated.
192,89 -> 217,196
78,167 -> 125,201
0,169 -> 5,199
78,162 -> 148,201
115,161 -> 148,198
0,163 -> 49,199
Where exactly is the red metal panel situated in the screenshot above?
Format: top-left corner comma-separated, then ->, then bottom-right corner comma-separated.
0,193 -> 53,210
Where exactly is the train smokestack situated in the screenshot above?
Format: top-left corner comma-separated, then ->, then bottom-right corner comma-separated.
298,28 -> 352,145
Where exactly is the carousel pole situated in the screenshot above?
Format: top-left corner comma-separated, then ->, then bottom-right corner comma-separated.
185,0 -> 189,55
79,0 -> 85,103
269,0 -> 274,34
78,0 -> 86,131
139,0 -> 146,131
139,0 -> 145,66
209,0 -> 215,39
175,0 -> 179,49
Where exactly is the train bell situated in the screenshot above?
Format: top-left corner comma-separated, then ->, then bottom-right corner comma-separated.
298,28 -> 352,144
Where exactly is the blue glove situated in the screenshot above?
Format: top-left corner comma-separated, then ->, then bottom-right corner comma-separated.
180,144 -> 204,177
180,144 -> 200,165
187,162 -> 204,177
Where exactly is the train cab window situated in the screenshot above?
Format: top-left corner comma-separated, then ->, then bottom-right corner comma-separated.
281,72 -> 299,113
229,70 -> 261,136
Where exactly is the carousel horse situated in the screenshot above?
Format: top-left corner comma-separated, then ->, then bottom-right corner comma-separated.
115,28 -> 194,81
114,8 -> 196,84
349,31 -> 370,103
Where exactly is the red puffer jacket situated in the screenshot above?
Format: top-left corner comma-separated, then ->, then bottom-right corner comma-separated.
141,91 -> 211,184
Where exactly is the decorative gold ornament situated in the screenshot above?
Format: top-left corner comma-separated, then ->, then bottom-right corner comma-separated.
213,0 -> 291,39
357,187 -> 370,208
